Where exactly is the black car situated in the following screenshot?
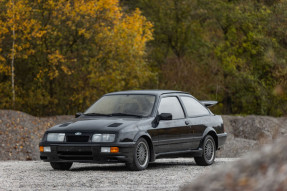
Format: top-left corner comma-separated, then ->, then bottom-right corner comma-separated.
39,90 -> 227,171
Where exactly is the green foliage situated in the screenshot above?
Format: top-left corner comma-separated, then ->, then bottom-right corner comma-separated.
123,0 -> 287,116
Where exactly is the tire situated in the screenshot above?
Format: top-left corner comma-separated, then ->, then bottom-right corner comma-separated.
194,135 -> 216,166
50,162 -> 73,170
126,138 -> 150,171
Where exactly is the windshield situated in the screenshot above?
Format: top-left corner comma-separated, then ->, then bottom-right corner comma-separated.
84,94 -> 156,117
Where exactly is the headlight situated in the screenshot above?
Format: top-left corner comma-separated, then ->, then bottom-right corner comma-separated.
47,133 -> 65,142
92,134 -> 115,142
92,134 -> 102,142
102,134 -> 115,142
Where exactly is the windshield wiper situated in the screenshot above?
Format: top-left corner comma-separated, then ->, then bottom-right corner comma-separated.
84,112 -> 143,118
84,113 -> 110,116
108,113 -> 143,118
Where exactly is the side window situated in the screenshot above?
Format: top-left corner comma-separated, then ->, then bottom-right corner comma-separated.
158,97 -> 184,119
181,96 -> 210,117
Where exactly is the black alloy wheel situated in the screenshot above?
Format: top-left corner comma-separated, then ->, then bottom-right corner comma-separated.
194,135 -> 216,166
126,138 -> 150,171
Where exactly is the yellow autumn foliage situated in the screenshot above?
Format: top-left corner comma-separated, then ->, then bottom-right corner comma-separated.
0,0 -> 155,115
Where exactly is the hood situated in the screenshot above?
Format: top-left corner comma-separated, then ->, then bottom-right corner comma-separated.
47,116 -> 143,133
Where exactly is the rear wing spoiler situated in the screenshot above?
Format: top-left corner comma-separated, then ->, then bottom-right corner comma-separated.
200,100 -> 218,108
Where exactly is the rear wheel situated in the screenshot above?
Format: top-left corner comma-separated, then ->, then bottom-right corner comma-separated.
194,135 -> 216,166
50,162 -> 73,170
126,138 -> 150,171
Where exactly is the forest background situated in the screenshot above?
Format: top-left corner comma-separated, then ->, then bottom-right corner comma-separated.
0,0 -> 287,117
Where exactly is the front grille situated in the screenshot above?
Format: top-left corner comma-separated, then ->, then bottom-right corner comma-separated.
66,135 -> 90,142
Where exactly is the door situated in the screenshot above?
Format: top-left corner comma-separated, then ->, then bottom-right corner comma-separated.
180,96 -> 211,149
154,96 -> 192,153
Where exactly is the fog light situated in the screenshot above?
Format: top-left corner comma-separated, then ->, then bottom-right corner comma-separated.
44,146 -> 51,152
110,147 -> 119,153
101,147 -> 110,153
39,146 -> 44,152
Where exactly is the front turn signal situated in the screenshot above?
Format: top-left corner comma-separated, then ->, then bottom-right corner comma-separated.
39,146 -> 44,152
110,147 -> 119,153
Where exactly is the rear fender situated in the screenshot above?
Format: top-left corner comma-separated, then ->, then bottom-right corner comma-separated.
199,127 -> 218,149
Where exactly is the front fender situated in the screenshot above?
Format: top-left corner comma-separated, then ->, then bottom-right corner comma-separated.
133,131 -> 152,142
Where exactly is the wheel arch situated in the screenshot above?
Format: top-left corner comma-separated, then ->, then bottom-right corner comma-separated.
133,133 -> 155,162
201,127 -> 218,150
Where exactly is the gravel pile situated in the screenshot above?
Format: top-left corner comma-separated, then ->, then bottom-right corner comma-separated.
1,110 -> 287,160
182,137 -> 287,191
0,110 -> 72,160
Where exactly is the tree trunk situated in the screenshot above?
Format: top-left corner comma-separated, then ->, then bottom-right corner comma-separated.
11,0 -> 16,108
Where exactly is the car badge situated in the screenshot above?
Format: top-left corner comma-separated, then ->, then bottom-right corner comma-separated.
75,132 -> 82,135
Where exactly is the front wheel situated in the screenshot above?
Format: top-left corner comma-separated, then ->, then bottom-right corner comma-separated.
50,162 -> 73,170
194,135 -> 216,166
126,138 -> 150,171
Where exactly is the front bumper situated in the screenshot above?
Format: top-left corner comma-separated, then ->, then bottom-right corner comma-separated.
39,142 -> 135,163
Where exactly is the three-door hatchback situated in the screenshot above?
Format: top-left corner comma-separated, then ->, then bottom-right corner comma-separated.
39,90 -> 227,171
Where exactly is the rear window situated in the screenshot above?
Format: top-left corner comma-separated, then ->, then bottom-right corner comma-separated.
181,96 -> 210,117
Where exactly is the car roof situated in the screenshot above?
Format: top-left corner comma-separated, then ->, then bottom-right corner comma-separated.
105,90 -> 190,96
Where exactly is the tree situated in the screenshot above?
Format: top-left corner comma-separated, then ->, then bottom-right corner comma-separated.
0,0 -> 155,116
123,0 -> 287,116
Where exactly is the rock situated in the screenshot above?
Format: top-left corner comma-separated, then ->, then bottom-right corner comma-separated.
181,137 -> 287,191
217,115 -> 287,157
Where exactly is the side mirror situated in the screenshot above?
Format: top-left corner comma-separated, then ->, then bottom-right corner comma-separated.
75,112 -> 83,118
159,113 -> 172,120
152,113 -> 173,128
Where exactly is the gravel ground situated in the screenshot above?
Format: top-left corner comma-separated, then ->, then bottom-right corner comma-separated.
0,158 -> 236,191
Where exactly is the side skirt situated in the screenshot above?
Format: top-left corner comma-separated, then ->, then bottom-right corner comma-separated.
155,148 -> 203,159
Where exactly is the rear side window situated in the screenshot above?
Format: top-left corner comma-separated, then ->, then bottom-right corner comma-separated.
158,97 -> 185,119
181,96 -> 210,117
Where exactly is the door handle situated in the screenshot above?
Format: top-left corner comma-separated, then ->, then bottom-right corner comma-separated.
185,121 -> 190,125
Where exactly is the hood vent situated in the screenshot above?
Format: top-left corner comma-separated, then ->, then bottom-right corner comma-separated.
59,122 -> 72,127
107,123 -> 123,127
